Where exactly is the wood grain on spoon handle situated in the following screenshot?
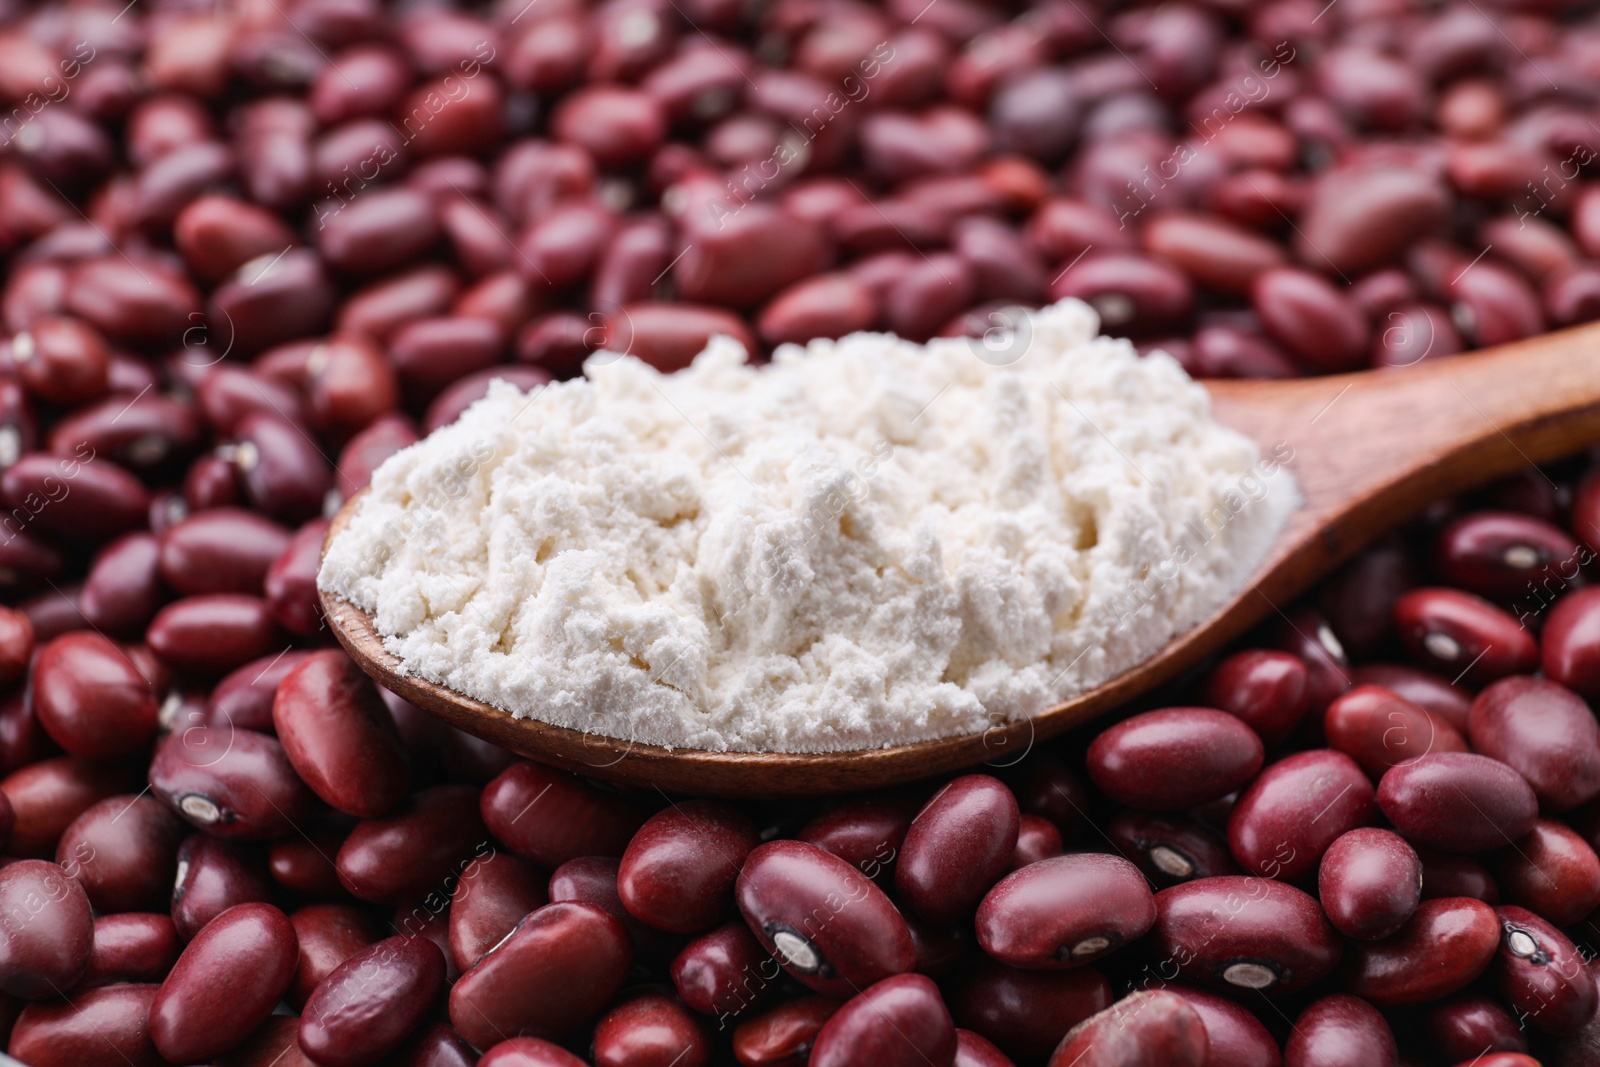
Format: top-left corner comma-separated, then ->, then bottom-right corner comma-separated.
321,322 -> 1600,797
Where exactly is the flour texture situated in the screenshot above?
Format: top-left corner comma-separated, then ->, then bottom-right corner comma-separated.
318,300 -> 1298,752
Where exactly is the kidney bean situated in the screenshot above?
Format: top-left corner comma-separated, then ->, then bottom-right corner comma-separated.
1141,213 -> 1286,296
1349,664 -> 1473,733
170,834 -> 276,941
1201,649 -> 1309,746
1468,677 -> 1600,812
952,959 -> 1111,1062
735,840 -> 914,997
1088,707 -> 1263,813
671,920 -> 775,1019
1,451 -> 149,542
30,632 -> 157,759
1380,752 -> 1539,854
338,414 -> 420,494
64,256 -> 201,348
389,316 -> 506,406
1416,851 -> 1499,907
1345,896 -> 1499,1005
1450,261 -> 1544,347
226,412 -> 335,525
1250,266 -> 1371,372
338,786 -> 488,905
150,902 -> 298,1062
1498,819 -> 1600,926
449,901 -> 632,1047
206,650 -> 313,734
149,724 -> 315,839
550,86 -> 666,170
147,592 -> 286,677
1318,827 -> 1421,941
798,974 -> 952,1067
603,302 -> 756,371
318,189 -> 441,276
478,1037 -> 590,1066
208,247 -> 336,358
1050,253 -> 1194,333
82,913 -> 182,987
272,650 -> 410,818
1047,989 -> 1207,1067
896,775 -> 1019,926
10,315 -> 110,406
301,334 -> 399,442
1493,905 -> 1597,1035
0,605 -> 30,688
1227,749 -> 1374,884
0,859 -> 93,998
1152,876 -> 1341,994
591,990 -> 711,1067
213,1016 -> 318,1067
56,794 -> 183,913
449,851 -> 548,973
265,517 -> 329,634
1546,264 -> 1600,327
424,365 -> 551,433
676,203 -> 829,310
266,812 -> 349,898
1283,994 -> 1396,1067
173,195 -> 299,283
617,800 -> 760,935
392,1021 -> 479,1067
1161,985 -> 1278,1067
1427,998 -> 1530,1067
193,367 -> 309,440
156,507 -> 291,598
975,853 -> 1153,970
1323,685 -> 1468,777
1435,510 -> 1582,602
2,757 -> 141,857
298,933 -> 447,1067
481,761 -> 646,869
757,273 -> 878,347
951,1030 -> 1013,1067
1295,167 -> 1451,275
49,393 -> 201,477
1010,815 -> 1063,871
1542,587 -> 1600,698
1108,811 -> 1237,886
8,983 -> 165,1067
1393,588 -> 1538,683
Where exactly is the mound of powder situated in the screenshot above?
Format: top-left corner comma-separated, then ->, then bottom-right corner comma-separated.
318,299 -> 1298,753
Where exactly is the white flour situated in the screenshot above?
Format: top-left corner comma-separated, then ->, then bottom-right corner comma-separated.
318,300 -> 1297,752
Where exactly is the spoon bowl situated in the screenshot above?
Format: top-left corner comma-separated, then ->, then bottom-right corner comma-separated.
321,323 -> 1600,796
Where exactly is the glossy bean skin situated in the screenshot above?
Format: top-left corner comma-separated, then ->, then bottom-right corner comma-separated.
1393,588 -> 1538,683
1318,828 -> 1422,941
1492,905 -> 1597,1036
1047,990 -> 1209,1067
148,725 -> 316,839
288,903 -> 385,1008
1151,877 -> 1342,995
171,834 -> 276,942
299,934 -> 447,1067
337,786 -> 488,905
2,756 -> 141,858
449,902 -> 634,1049
1468,677 -> 1600,812
953,1029 -> 1014,1067
809,974 -> 956,1067
1087,707 -> 1264,812
394,1021 -> 480,1067
549,856 -> 682,965
207,650 -> 314,733
671,921 -> 775,1019
1348,664 -> 1472,734
736,840 -> 915,997
479,1037 -> 591,1066
1343,897 -> 1500,1006
56,794 -> 185,913
81,913 -> 182,987
1377,754 -> 1538,853
1251,267 -> 1369,372
1498,819 -> 1600,925
449,851 -> 548,973
1201,649 -> 1309,747
975,854 -> 1154,970
1425,995 -> 1528,1063
619,800 -> 761,934
897,775 -> 1020,926
273,650 -> 411,817
481,761 -> 646,868
1283,995 -> 1397,1067
149,902 -> 299,1063
1167,985 -> 1281,1067
1434,510 -> 1583,600
1108,812 -> 1237,885
1544,587 -> 1600,698
31,632 -> 160,760
1227,750 -> 1375,883
798,795 -> 917,884
1323,685 -> 1468,778
0,859 -> 94,998
952,959 -> 1112,1063
80,534 -> 167,638
157,508 -> 292,596
729,995 -> 842,1067
145,594 -> 286,676
8,984 -> 166,1067
1010,814 -> 1063,870
592,990 -> 711,1067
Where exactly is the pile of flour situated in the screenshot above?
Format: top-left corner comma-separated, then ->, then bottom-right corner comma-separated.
318,300 -> 1298,752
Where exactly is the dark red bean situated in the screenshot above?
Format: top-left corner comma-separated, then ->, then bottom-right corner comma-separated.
481,761 -> 646,868
1450,261 -> 1543,347
1349,664 -> 1473,733
1394,588 -> 1538,682
157,507 -> 291,596
676,203 -> 829,310
548,856 -> 679,963
449,851 -> 548,974
8,984 -> 165,1067
897,775 -> 1019,926
1201,649 -> 1309,747
171,834 -> 276,941
1426,994 -> 1528,1063
146,593 -> 286,676
1142,213 -> 1285,295
82,913 -> 182,987
975,853 -> 1152,969
1283,994 -> 1397,1067
207,649 -> 313,733
1344,897 -> 1499,1006
56,794 -> 184,913
618,800 -> 760,935
736,840 -> 915,998
1499,819 -> 1600,926
1227,749 -> 1374,882
150,902 -> 298,1063
300,934 -> 447,1067
449,901 -> 633,1048
1010,815 -> 1063,870
272,650 -> 410,817
809,973 -> 955,1067
0,859 -> 93,998
1318,828 -> 1421,941
265,518 -> 329,635
671,920 -> 775,1020
1379,753 -> 1538,853
593,990 -> 711,1067
0,605 -> 32,687
227,412 -> 335,524
1050,252 -> 1194,333
952,959 -> 1111,1063
730,995 -> 842,1067
10,315 -> 110,406
1468,677 -> 1600,813
394,1020 -> 479,1067
1088,707 -> 1264,812
337,786 -> 487,905
1251,267 -> 1370,372
1,451 -> 149,541
287,902 -> 384,1009
798,794 -> 916,883
65,257 -> 201,348
1435,510 -> 1582,601
1419,849 -> 1500,904
1493,905 -> 1597,1035
758,274 -> 878,346
550,86 -> 666,170
1,756 -> 141,857
149,725 -> 315,839
603,302 -> 757,372
1108,811 -> 1237,886
209,249 -> 336,357
318,188 -> 441,276
1151,876 -> 1342,994
337,414 -> 420,494
174,195 -> 298,282
269,816 -> 350,899
1166,985 -> 1278,1067
49,393 -> 201,475
479,1037 -> 590,1066
1545,587 -> 1600,698
1296,168 -> 1451,275
389,316 -> 506,406
1047,990 -> 1208,1067
31,632 -> 159,760
1323,684 -> 1468,778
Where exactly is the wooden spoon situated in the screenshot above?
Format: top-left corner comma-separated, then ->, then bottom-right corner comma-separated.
321,323 -> 1600,796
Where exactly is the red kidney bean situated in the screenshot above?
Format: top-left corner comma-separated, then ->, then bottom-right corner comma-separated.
10,315 -> 110,406
147,593 -> 288,677
8,983 -> 165,1067
338,414 -> 420,494
1544,587 -> 1600,697
1010,815 -> 1063,870
736,840 -> 914,997
205,249 -> 333,359
215,1016 -> 318,1067
976,853 -> 1153,969
450,901 -> 633,1048
548,855 -> 682,965
56,794 -> 184,913
50,393 -> 202,475
300,934 -> 447,1067
1450,261 -> 1544,347
227,412 -> 335,524
269,814 -> 351,899
0,859 -> 93,998
1546,264 -> 1600,328
952,958 -> 1111,1062
157,507 -> 291,596
339,267 -> 463,342
593,990 -> 711,1067
675,203 -> 829,310
1468,677 -> 1600,812
1498,818 -> 1600,925
1436,510 -> 1582,601
1201,649 -> 1309,747
393,1021 -> 478,1067
148,725 -> 316,839
150,902 -> 298,1062
305,333 -> 400,441
424,365 -> 552,433
288,903 -> 384,1008
31,632 -> 158,760
1228,749 -> 1375,882
1493,905 -> 1597,1035
1345,896 -> 1499,1005
516,201 -> 618,290
64,256 -> 201,348
481,761 -> 646,868
1323,684 -> 1468,777
618,800 -> 759,934
1251,267 -> 1370,372
1088,707 -> 1264,812
550,86 -> 666,170
1048,990 -> 1207,1067
1283,994 -> 1397,1067
0,605 -> 31,687
207,649 -> 313,734
449,851 -> 547,974
807,974 -> 954,1067
1393,588 -> 1538,682
185,454 -> 241,511
1165,985 -> 1278,1067
338,786 -> 488,905
265,517 -> 329,635
1316,539 -> 1420,660
1427,995 -> 1528,1062
2,757 -> 141,857
728,995 -> 841,1067
82,913 -> 181,987
1318,827 -> 1421,941
1050,252 -> 1194,333
389,316 -> 507,406
1,451 -> 149,541
758,273 -> 878,347
174,195 -> 299,283
479,1037 -> 590,1066
1379,753 -> 1538,853
897,775 -> 1019,926
671,920 -> 775,1019
1419,848 -> 1500,904
1142,213 -> 1286,296
171,834 -> 276,941
1151,876 -> 1342,994
273,650 -> 410,817
194,366 -> 310,439
604,302 -> 757,371
1108,811 -> 1238,886
1349,664 -> 1473,733
1296,168 -> 1451,275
